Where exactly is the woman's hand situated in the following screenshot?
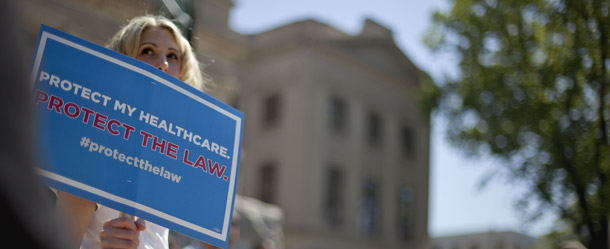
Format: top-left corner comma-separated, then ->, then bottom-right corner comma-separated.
99,217 -> 146,249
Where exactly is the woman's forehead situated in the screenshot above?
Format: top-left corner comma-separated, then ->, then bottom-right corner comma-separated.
140,26 -> 179,49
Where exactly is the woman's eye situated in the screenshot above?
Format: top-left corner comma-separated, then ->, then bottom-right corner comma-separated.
168,53 -> 179,60
141,48 -> 154,56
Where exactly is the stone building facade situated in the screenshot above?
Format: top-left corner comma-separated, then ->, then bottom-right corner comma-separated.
237,17 -> 430,249
19,0 -> 431,248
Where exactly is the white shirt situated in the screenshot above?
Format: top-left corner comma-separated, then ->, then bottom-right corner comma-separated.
81,205 -> 169,249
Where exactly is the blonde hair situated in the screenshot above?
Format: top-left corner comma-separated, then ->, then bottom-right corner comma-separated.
107,15 -> 206,91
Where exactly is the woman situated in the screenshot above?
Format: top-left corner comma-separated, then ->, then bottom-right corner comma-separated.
56,15 -> 208,249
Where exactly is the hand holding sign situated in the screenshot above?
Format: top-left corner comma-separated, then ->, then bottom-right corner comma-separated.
100,216 -> 146,249
33,16 -> 242,249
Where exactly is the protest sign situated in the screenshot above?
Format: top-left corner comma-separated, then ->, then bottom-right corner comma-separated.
30,24 -> 242,249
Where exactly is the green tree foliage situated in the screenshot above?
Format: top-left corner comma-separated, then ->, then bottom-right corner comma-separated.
425,0 -> 610,248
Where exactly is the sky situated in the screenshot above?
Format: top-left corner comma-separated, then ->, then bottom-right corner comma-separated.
228,0 -> 556,238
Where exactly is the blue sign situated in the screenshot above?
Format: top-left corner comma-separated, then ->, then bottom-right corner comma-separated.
30,25 -> 242,249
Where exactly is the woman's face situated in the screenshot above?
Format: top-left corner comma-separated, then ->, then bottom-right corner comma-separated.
135,26 -> 181,79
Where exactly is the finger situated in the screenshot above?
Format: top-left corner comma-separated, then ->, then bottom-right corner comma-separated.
135,218 -> 146,231
104,217 -> 138,231
99,225 -> 140,241
100,236 -> 139,249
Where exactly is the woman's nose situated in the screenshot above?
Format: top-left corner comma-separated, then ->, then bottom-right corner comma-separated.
155,56 -> 169,72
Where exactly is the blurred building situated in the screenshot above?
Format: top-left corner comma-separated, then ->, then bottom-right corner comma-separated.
432,231 -> 537,249
20,0 -> 431,248
236,17 -> 430,249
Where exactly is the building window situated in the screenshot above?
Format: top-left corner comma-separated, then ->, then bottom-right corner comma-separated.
259,163 -> 277,204
262,94 -> 281,128
366,112 -> 383,146
401,126 -> 415,158
358,177 -> 380,235
323,166 -> 344,226
397,185 -> 415,241
328,97 -> 347,133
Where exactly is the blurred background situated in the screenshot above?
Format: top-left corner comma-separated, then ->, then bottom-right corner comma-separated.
12,0 -> 610,249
